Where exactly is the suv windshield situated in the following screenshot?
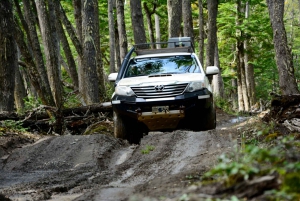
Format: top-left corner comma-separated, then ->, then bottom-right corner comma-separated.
124,55 -> 201,78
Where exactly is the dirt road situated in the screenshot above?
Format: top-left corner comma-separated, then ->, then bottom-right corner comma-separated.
0,110 -> 245,201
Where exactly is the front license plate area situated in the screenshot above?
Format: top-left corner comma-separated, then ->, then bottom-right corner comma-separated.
152,106 -> 169,114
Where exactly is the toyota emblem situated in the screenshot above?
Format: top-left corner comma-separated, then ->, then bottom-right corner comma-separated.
154,85 -> 164,91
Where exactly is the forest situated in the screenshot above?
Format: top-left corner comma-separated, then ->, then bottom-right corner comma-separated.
1,1 -> 300,200
0,0 -> 299,117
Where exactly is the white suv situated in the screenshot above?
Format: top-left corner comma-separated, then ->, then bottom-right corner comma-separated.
109,37 -> 219,144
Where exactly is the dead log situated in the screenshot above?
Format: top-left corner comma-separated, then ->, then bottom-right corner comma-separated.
0,102 -> 112,121
262,94 -> 300,123
0,102 -> 113,135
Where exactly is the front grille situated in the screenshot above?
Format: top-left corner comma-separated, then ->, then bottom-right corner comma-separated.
131,83 -> 188,98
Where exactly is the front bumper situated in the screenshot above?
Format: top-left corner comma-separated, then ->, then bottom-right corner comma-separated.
111,89 -> 213,131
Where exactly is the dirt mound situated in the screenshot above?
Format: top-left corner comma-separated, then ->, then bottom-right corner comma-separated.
0,110 -> 249,201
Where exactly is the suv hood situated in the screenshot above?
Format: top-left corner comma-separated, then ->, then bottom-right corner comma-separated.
117,73 -> 206,86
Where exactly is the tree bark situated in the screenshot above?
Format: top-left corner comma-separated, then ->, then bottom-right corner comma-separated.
54,1 -> 79,89
182,0 -> 194,43
116,0 -> 128,63
94,0 -> 106,101
213,45 -> 225,98
22,0 -> 55,106
244,1 -> 256,107
198,0 -> 205,65
130,0 -> 147,44
143,2 -> 156,48
14,50 -> 26,113
13,18 -> 47,105
167,0 -> 182,38
0,0 -> 16,112
266,0 -> 299,95
35,0 -> 63,108
108,0 -> 116,73
82,0 -> 100,104
205,0 -> 218,67
155,14 -> 161,49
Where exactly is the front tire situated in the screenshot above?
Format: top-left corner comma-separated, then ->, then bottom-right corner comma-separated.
202,103 -> 216,130
113,111 -> 144,144
113,111 -> 127,139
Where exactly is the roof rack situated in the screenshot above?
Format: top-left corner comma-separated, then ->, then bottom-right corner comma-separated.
133,37 -> 194,56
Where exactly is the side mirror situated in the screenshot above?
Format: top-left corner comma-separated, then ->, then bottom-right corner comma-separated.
206,66 -> 219,76
108,73 -> 118,82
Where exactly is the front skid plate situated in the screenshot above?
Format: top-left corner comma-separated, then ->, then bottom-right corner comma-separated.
138,111 -> 185,131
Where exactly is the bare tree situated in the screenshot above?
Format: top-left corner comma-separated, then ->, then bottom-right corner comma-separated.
266,0 -> 299,95
0,0 -> 16,112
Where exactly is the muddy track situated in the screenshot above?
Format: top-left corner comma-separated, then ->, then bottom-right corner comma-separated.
0,112 -> 243,201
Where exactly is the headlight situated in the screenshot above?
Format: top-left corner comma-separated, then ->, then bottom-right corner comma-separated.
115,86 -> 135,96
186,82 -> 205,92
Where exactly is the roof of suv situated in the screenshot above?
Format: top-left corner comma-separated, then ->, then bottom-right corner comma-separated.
133,37 -> 195,56
134,52 -> 192,59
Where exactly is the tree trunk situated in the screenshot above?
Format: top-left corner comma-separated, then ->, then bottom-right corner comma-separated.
54,1 -> 79,89
22,0 -> 55,106
13,16 -> 49,106
72,0 -> 85,101
130,0 -> 147,44
167,0 -> 182,38
116,0 -> 128,63
35,0 -> 63,108
244,1 -> 256,107
0,0 -> 16,112
82,0 -> 100,104
236,0 -> 249,112
266,0 -> 299,95
155,14 -> 161,49
14,49 -> 26,113
95,0 -> 106,101
205,0 -> 218,67
213,45 -> 225,98
198,0 -> 205,65
108,0 -> 116,73
143,2 -> 156,48
182,0 -> 194,43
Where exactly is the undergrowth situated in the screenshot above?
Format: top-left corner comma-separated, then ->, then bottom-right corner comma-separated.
202,119 -> 300,200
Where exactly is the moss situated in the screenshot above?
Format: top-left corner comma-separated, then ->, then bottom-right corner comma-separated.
282,172 -> 300,193
265,133 -> 279,142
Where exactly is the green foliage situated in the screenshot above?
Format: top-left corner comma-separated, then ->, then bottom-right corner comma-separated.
141,145 -> 155,154
24,96 -> 42,111
0,120 -> 28,133
217,1 -> 277,102
203,121 -> 300,200
214,95 -> 236,114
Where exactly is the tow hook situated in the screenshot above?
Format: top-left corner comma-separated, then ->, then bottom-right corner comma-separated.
136,108 -> 142,116
180,105 -> 185,114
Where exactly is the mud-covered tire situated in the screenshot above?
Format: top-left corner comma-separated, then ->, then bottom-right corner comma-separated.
202,104 -> 216,131
113,111 -> 127,139
113,111 -> 144,144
